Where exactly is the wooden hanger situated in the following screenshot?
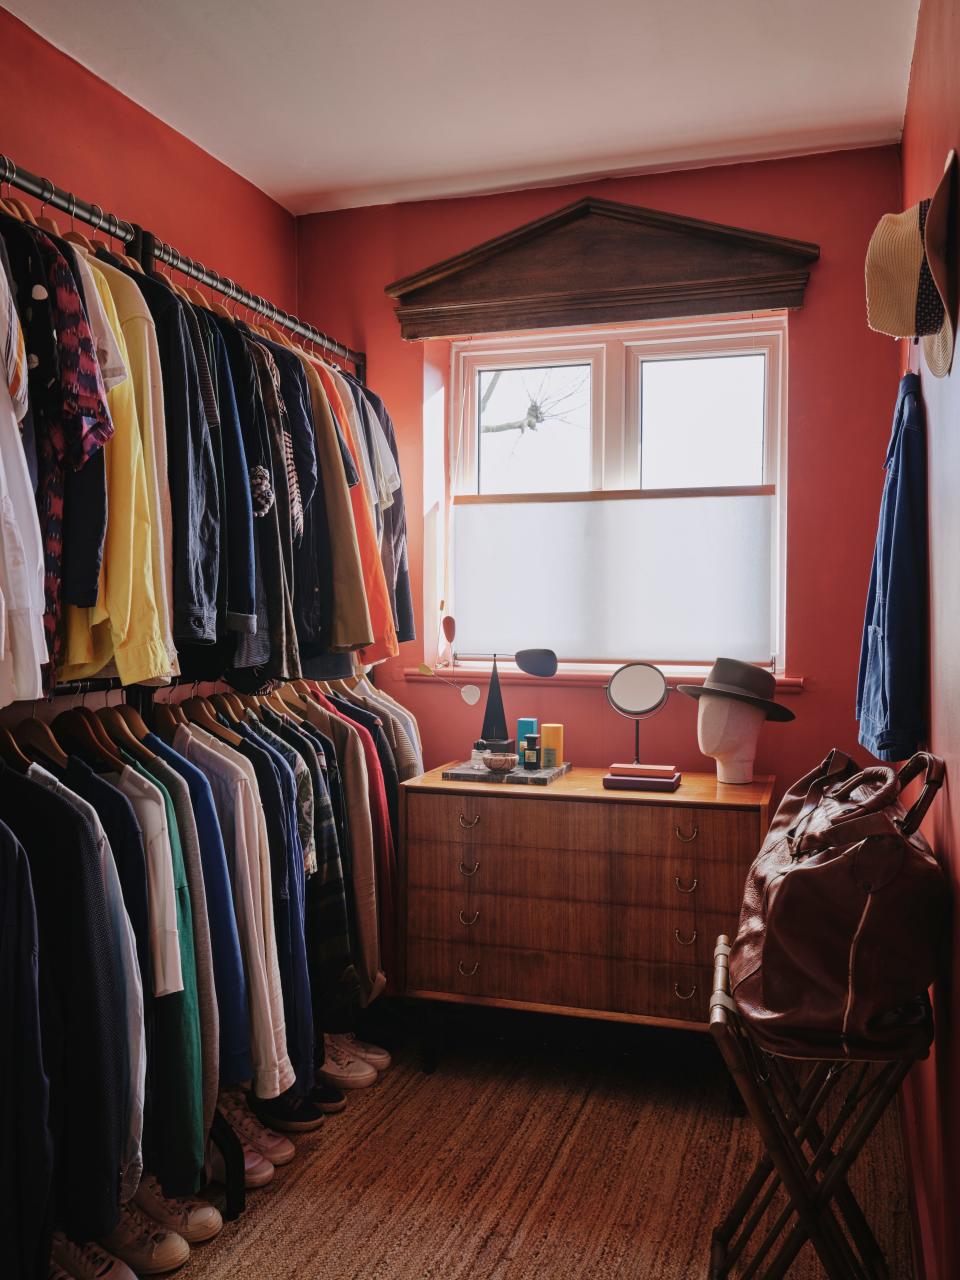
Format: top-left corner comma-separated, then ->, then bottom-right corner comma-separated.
210,693 -> 241,725
63,227 -> 97,253
53,707 -> 125,771
115,703 -> 151,740
36,214 -> 62,237
152,702 -> 184,742
186,287 -> 211,310
97,705 -> 155,763
182,696 -> 244,747
14,717 -> 69,769
210,300 -> 234,320
6,197 -> 37,225
0,725 -> 31,771
76,705 -> 130,760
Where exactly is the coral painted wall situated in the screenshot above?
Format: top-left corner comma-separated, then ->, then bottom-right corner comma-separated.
0,7 -> 297,310
298,149 -> 902,789
900,2 -> 960,1277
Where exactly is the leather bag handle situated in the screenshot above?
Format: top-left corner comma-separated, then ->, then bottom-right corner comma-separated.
787,749 -> 858,843
896,752 -> 945,835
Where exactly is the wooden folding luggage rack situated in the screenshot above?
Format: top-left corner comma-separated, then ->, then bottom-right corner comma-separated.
708,936 -> 920,1280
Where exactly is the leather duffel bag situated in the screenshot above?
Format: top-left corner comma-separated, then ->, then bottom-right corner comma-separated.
729,749 -> 947,1059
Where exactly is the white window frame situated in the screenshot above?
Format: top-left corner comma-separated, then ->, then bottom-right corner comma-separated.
447,313 -> 788,669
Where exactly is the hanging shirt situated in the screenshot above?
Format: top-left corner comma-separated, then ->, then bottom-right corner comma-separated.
90,254 -> 178,674
135,751 -> 219,1140
110,765 -> 183,998
173,722 -> 294,1098
0,817 -> 54,1280
294,353 -> 372,654
0,763 -> 126,1242
312,361 -> 398,665
0,369 -> 46,706
144,732 -> 251,1086
127,758 -> 204,1196
27,763 -> 145,1203
60,270 -> 170,686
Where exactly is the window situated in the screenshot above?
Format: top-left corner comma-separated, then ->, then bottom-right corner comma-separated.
448,317 -> 786,667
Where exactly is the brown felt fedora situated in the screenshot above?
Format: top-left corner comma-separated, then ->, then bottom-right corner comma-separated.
678,658 -> 795,723
865,149 -> 958,378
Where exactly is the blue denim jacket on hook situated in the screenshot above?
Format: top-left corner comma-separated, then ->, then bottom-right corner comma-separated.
856,372 -> 928,762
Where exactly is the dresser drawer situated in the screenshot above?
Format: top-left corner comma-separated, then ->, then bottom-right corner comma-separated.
408,886 -> 735,969
407,938 -> 708,1024
406,838 -> 747,916
406,791 -> 760,861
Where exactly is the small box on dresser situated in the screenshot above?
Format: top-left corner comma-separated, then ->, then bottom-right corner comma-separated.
399,766 -> 774,1029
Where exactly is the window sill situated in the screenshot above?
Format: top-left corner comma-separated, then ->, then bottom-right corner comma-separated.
404,663 -> 805,694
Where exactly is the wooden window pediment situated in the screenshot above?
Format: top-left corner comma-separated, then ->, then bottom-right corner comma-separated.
385,197 -> 819,339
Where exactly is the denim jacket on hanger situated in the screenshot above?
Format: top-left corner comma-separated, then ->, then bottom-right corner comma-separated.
856,372 -> 928,761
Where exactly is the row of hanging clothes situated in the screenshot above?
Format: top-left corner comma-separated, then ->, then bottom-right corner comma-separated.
0,189 -> 414,710
2,673 -> 424,1280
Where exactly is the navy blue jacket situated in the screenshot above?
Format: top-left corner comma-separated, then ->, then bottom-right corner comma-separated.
856,373 -> 928,761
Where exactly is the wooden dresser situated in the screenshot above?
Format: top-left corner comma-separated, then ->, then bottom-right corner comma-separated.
400,766 -> 773,1029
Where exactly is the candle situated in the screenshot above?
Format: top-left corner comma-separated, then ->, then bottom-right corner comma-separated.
541,723 -> 564,768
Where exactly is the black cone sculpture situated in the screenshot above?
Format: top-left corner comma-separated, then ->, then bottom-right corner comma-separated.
480,656 -> 510,745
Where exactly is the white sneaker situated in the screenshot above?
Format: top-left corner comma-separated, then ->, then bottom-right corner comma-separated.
219,1089 -> 295,1166
100,1202 -> 190,1275
208,1140 -> 275,1189
319,1033 -> 378,1089
332,1031 -> 392,1072
134,1173 -> 224,1244
51,1232 -> 137,1280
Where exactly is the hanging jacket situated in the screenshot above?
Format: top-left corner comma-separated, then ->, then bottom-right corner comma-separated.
856,372 -> 928,761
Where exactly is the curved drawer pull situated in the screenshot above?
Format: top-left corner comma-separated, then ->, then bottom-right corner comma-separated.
675,824 -> 699,843
675,928 -> 697,946
458,960 -> 479,976
674,875 -> 698,894
459,813 -> 480,829
674,982 -> 698,1000
459,859 -> 480,877
459,909 -> 479,926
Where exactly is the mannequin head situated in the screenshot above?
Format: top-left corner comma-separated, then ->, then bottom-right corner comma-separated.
697,693 -> 766,784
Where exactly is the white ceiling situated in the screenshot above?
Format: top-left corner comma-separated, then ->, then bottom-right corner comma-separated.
9,0 -> 920,213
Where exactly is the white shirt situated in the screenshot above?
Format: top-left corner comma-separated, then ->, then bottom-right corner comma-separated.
110,765 -> 183,998
173,723 -> 294,1098
0,373 -> 46,706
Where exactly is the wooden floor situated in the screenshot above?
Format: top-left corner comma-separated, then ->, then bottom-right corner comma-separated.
179,1005 -> 915,1279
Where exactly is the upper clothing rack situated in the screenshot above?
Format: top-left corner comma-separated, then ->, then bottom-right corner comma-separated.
0,152 -> 366,382
0,151 -> 367,703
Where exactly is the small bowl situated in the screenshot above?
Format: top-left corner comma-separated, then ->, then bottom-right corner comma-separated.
481,751 -> 518,773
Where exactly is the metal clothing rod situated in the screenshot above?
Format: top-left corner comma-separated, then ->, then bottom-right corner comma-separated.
0,152 -> 134,242
0,152 -> 366,376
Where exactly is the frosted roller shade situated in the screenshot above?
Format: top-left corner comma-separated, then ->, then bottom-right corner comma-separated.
453,494 -> 775,661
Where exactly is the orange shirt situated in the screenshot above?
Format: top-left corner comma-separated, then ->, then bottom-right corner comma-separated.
311,360 -> 398,664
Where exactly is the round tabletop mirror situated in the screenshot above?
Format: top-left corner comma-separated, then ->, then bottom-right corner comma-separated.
606,661 -> 668,718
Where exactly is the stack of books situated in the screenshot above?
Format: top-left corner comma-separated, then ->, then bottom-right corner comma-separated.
602,762 -> 681,792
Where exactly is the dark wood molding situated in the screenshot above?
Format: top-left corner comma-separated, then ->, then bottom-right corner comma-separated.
385,197 -> 820,339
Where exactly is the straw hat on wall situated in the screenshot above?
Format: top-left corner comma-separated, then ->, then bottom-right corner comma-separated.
866,150 -> 957,378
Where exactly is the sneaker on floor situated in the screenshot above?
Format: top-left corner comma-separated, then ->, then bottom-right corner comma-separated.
331,1031 -> 392,1072
219,1089 -> 296,1166
134,1173 -> 224,1244
100,1203 -> 190,1275
319,1033 -> 378,1090
249,1091 -> 324,1133
51,1232 -> 137,1280
208,1140 -> 275,1190
309,1081 -> 347,1113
